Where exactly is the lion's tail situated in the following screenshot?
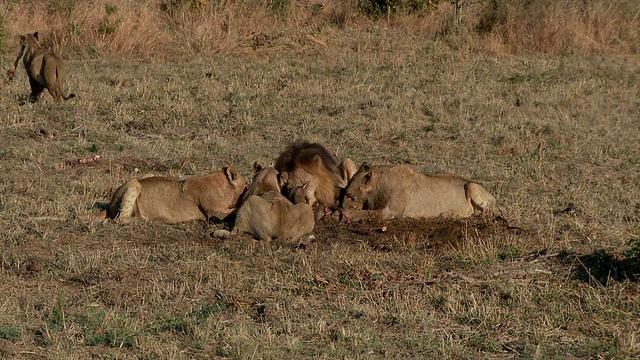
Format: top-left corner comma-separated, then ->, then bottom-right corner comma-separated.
29,215 -> 68,221
55,67 -> 76,101
76,210 -> 108,221
29,210 -> 107,222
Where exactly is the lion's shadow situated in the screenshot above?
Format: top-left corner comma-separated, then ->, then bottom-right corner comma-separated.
89,201 -> 110,211
562,249 -> 640,285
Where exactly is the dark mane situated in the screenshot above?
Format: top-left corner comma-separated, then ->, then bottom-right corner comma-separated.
274,140 -> 341,175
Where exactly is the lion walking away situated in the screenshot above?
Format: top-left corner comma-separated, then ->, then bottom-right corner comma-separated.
12,32 -> 76,103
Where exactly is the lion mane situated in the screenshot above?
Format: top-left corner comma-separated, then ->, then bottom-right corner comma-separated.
274,140 -> 347,208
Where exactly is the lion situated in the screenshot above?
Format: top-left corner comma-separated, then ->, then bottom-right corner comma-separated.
274,140 -> 356,218
11,32 -> 76,102
340,162 -> 496,222
86,167 -> 245,224
212,163 -> 315,242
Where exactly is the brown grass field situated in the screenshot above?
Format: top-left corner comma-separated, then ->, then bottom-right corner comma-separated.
0,0 -> 639,359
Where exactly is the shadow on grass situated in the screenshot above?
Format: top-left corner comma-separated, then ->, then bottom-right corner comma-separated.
571,249 -> 639,285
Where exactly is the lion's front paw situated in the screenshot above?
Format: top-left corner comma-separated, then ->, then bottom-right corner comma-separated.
212,229 -> 232,239
338,208 -> 352,224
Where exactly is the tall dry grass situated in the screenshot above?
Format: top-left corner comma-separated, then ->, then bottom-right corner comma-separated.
474,0 -> 640,55
0,0 -> 638,58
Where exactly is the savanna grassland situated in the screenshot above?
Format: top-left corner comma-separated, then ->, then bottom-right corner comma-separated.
0,0 -> 639,359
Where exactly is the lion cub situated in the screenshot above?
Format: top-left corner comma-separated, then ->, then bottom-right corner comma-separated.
213,163 -> 315,242
341,162 -> 496,222
11,32 -> 76,102
91,167 -> 245,224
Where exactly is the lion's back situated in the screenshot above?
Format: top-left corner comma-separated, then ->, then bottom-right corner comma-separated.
136,177 -> 205,223
372,165 -> 472,218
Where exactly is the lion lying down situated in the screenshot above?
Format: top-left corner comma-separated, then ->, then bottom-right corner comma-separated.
213,163 -> 315,242
340,163 -> 496,222
86,167 -> 245,224
274,140 -> 356,218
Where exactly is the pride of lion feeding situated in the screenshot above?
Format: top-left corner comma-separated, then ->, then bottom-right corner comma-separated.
79,139 -> 498,244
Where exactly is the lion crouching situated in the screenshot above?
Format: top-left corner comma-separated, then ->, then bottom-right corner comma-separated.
340,163 -> 496,222
213,164 -> 315,242
89,167 -> 245,224
274,140 -> 356,219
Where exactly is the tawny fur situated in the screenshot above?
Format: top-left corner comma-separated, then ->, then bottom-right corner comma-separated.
341,162 -> 496,222
13,32 -> 76,102
213,164 -> 314,242
339,157 -> 357,185
274,140 -> 355,209
86,167 -> 245,224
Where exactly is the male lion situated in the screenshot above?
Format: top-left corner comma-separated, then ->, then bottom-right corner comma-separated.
11,32 -> 76,102
340,162 -> 496,222
88,167 -> 245,224
213,163 -> 315,242
274,140 -> 356,217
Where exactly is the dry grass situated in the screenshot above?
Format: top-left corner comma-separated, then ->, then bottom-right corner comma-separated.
0,1 -> 639,359
1,0 -> 639,58
473,0 -> 640,55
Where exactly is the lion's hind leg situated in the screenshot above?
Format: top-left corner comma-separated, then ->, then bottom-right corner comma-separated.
45,58 -> 64,102
465,182 -> 496,214
109,179 -> 143,222
48,75 -> 61,102
28,76 -> 45,102
211,206 -> 253,240
251,226 -> 274,241
212,225 -> 270,241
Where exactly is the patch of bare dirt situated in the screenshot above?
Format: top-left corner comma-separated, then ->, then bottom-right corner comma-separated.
313,216 -> 527,252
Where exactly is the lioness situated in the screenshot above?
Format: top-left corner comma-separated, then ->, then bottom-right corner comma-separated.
12,32 -> 76,102
274,140 -> 356,215
340,162 -> 496,222
88,167 -> 245,224
213,163 -> 315,242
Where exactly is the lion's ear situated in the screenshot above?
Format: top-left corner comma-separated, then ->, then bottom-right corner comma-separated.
359,162 -> 372,183
33,32 -> 39,41
359,162 -> 372,173
19,35 -> 25,45
253,162 -> 262,174
310,155 -> 323,168
224,166 -> 239,184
